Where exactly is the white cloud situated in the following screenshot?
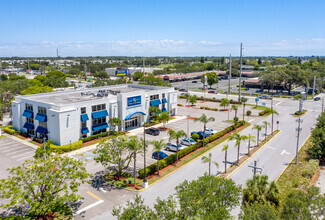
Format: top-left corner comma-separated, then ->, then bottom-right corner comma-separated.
0,39 -> 325,57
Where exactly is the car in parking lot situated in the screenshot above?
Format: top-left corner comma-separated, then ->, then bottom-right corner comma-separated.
180,92 -> 188,96
165,143 -> 186,152
180,138 -> 197,146
255,89 -> 263,93
152,151 -> 169,160
258,95 -> 272,100
191,131 -> 211,139
192,80 -> 198,83
314,97 -> 321,101
208,90 -> 215,94
145,128 -> 160,136
201,128 -> 217,134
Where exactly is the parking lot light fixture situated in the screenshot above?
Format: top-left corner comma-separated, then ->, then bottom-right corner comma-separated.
142,124 -> 148,188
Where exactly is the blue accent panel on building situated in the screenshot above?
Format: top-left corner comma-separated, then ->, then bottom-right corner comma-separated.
92,110 -> 109,119
22,110 -> 33,118
36,126 -> 48,134
150,99 -> 161,106
80,114 -> 89,121
23,122 -> 34,130
162,98 -> 168,103
125,111 -> 146,120
92,122 -> 109,131
162,108 -> 167,112
127,96 -> 141,107
35,113 -> 47,122
81,127 -> 89,134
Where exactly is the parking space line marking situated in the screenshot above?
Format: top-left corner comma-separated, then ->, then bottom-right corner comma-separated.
17,154 -> 35,161
2,146 -> 29,153
0,146 -> 14,150
85,151 -> 98,157
70,156 -> 86,163
87,191 -> 102,201
74,200 -> 104,215
11,151 -> 35,158
6,148 -> 32,154
275,101 -> 283,106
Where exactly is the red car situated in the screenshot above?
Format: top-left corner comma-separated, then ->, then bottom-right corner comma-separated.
208,91 -> 215,94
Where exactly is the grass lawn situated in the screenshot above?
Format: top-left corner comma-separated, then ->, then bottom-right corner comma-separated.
224,120 -> 234,123
248,104 -> 269,111
276,137 -> 315,197
0,135 -> 5,139
156,64 -> 174,68
145,122 -> 251,186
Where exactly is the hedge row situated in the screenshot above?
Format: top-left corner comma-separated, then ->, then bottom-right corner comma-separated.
200,106 -> 218,111
138,120 -> 244,179
259,108 -> 272,116
82,131 -> 125,143
179,96 -> 242,105
4,126 -> 15,135
50,140 -> 83,154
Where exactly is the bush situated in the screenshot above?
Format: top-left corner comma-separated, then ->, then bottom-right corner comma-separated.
294,94 -> 302,100
21,132 -> 29,137
138,121 -> 244,178
192,133 -> 199,141
4,126 -> 15,135
246,110 -> 252,116
295,110 -> 306,116
233,117 -> 239,122
177,103 -> 183,106
200,106 -> 204,109
33,137 -> 44,143
302,159 -> 319,178
259,108 -> 271,116
82,132 -> 109,143
50,140 -> 83,154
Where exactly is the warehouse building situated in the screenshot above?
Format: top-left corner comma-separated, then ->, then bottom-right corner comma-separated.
12,84 -> 178,146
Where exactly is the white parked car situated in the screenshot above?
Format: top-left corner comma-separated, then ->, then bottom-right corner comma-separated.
201,128 -> 217,134
180,138 -> 197,146
166,143 -> 186,152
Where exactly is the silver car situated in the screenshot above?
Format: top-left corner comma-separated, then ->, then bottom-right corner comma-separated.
166,143 -> 186,152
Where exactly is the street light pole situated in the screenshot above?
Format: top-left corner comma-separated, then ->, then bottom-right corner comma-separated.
142,125 -> 148,188
271,98 -> 274,133
187,115 -> 190,138
295,117 -> 303,165
238,43 -> 243,101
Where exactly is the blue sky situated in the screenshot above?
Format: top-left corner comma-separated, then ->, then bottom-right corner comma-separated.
1,0 -> 325,57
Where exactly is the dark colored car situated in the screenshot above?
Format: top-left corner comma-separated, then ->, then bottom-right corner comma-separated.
314,97 -> 321,101
208,90 -> 215,94
145,128 -> 160,136
192,80 -> 198,83
179,89 -> 187,92
152,151 -> 168,160
191,131 -> 211,139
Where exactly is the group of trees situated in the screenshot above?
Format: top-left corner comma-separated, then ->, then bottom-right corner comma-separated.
308,111 -> 325,160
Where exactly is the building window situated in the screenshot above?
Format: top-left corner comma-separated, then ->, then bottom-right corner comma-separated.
38,106 -> 46,114
81,107 -> 86,114
92,117 -> 106,125
26,104 -> 33,111
92,104 -> 106,112
162,93 -> 165,98
150,94 -> 159,100
81,121 -> 87,128
82,133 -> 87,138
26,117 -> 34,124
39,121 -> 47,128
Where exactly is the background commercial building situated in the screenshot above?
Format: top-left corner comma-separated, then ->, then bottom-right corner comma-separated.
12,84 -> 178,146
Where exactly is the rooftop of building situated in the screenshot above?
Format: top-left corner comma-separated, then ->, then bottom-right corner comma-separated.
16,84 -> 172,106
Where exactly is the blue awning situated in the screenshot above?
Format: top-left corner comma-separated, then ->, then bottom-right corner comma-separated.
36,126 -> 48,134
23,122 -> 34,130
81,127 -> 89,134
92,110 -> 109,119
92,122 -> 109,131
35,113 -> 47,122
80,114 -> 89,121
150,99 -> 161,106
162,108 -> 167,112
22,110 -> 33,118
162,98 -> 168,103
125,111 -> 146,120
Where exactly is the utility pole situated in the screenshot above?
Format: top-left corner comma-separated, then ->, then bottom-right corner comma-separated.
238,43 -> 243,101
248,160 -> 262,176
228,54 -> 232,98
306,78 -> 309,100
271,98 -> 274,133
142,125 -> 148,188
295,117 -> 303,165
312,75 -> 316,99
143,58 -> 145,76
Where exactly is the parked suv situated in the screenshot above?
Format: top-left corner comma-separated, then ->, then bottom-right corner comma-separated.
145,128 -> 160,136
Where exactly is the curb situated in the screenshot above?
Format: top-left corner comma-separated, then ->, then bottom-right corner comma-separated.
138,123 -> 251,192
225,130 -> 281,179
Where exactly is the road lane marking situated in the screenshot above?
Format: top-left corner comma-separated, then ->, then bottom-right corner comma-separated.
6,148 -> 32,155
248,119 -> 254,122
87,191 -> 102,201
268,146 -> 275,150
74,200 -> 104,215
280,150 -> 290,155
275,101 -> 283,106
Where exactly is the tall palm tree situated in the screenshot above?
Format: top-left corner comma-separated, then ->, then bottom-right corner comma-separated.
241,97 -> 248,124
151,140 -> 166,175
168,129 -> 187,164
229,133 -> 248,163
231,104 -> 239,129
195,113 -> 215,147
246,134 -> 256,155
222,144 -> 229,173
253,124 -> 264,147
127,136 -> 143,187
220,98 -> 230,110
263,121 -> 271,136
242,175 -> 281,208
201,152 -> 219,175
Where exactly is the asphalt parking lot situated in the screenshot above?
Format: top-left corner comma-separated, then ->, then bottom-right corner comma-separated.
0,137 -> 35,177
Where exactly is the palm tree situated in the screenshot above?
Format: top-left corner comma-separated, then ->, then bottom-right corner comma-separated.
151,140 -> 166,175
222,144 -> 229,173
246,134 -> 256,155
241,97 -> 248,124
270,109 -> 279,133
168,130 -> 187,164
229,133 -> 247,163
127,136 -> 143,187
242,175 -> 281,208
195,113 -> 215,147
201,153 -> 219,175
231,104 -> 239,129
253,124 -> 264,147
263,121 -> 271,137
220,98 -> 230,110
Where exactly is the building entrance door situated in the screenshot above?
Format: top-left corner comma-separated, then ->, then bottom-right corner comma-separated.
125,116 -> 140,130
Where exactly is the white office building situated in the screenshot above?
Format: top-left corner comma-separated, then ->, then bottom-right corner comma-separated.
12,84 -> 178,146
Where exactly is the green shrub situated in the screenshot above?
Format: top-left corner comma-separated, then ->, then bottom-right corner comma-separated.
33,137 -> 44,143
233,117 -> 239,122
82,132 -> 109,143
192,133 -> 199,141
4,126 -> 15,135
246,110 -> 252,116
259,108 -> 271,116
50,140 -> 83,154
302,159 -> 319,178
177,103 -> 183,106
200,106 -> 204,109
295,110 -> 306,116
